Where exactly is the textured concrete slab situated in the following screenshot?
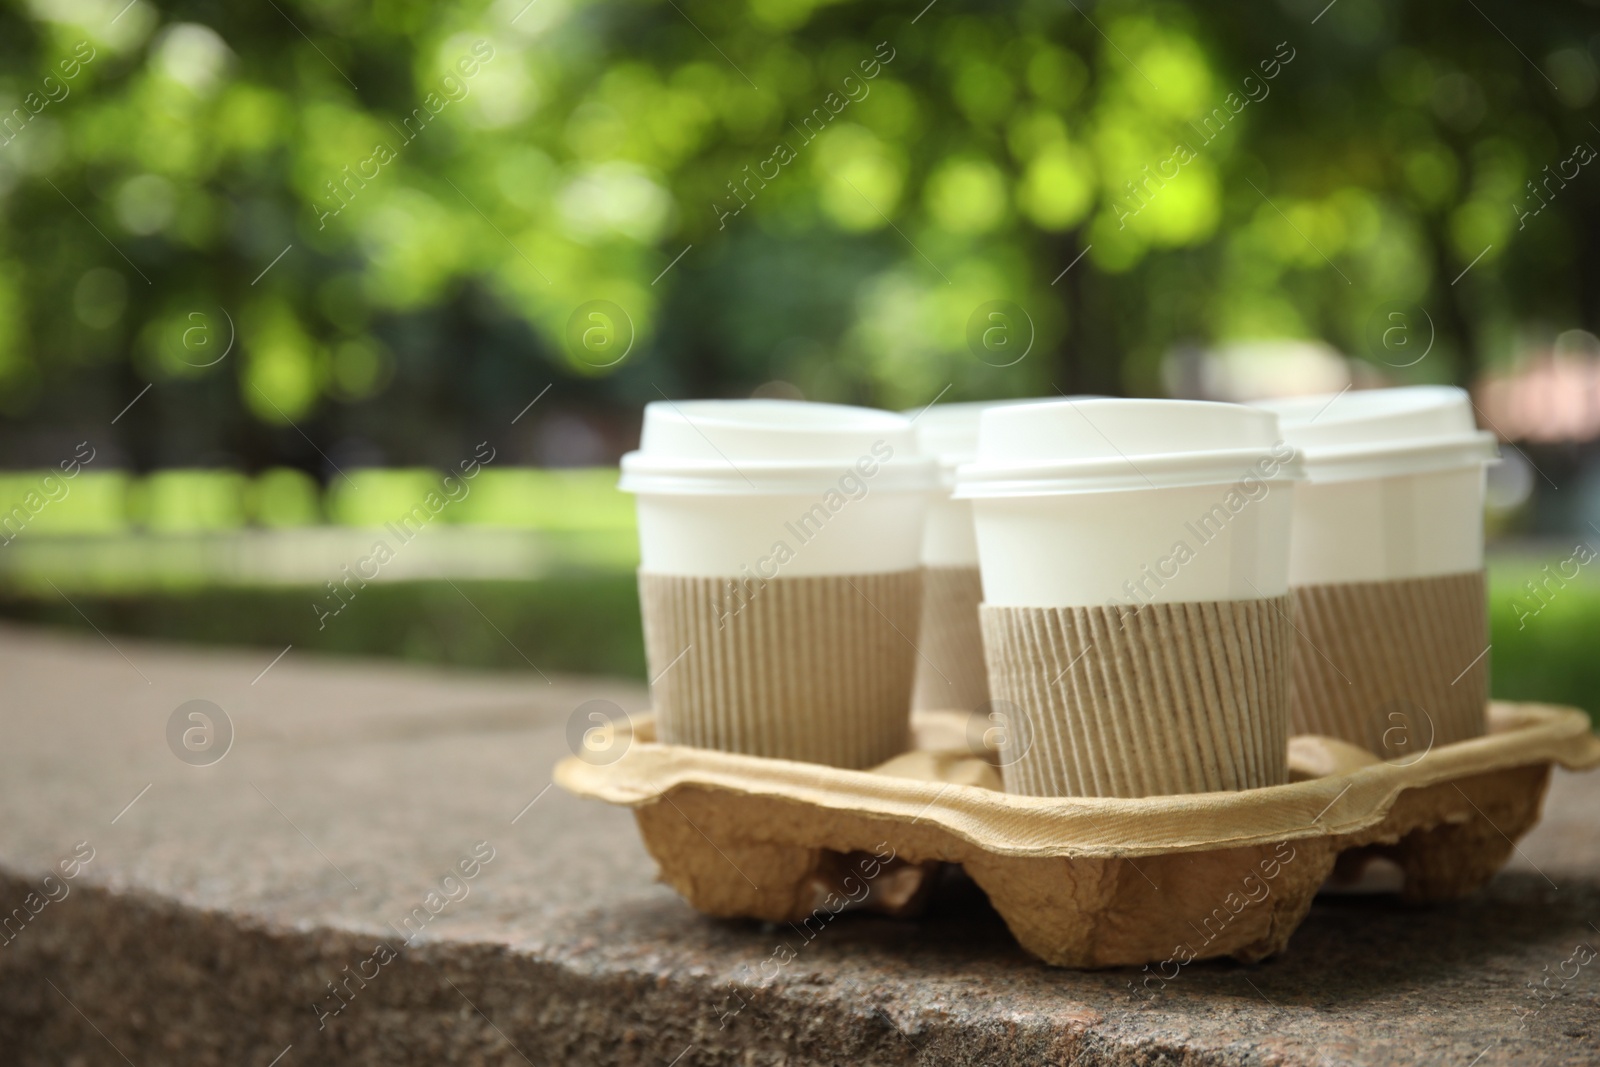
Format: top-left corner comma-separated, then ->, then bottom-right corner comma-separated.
0,622 -> 1596,1066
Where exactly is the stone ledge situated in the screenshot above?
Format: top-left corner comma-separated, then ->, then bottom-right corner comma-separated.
0,624 -> 1595,1066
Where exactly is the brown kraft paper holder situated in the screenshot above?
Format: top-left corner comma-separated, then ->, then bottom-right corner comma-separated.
981,596 -> 1292,797
1290,569 -> 1488,755
911,565 -> 990,713
555,703 -> 1600,968
638,570 -> 922,769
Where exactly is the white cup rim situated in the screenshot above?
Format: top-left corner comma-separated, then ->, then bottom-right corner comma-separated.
619,453 -> 939,496
954,445 -> 1301,498
1254,386 -> 1500,482
1287,432 -> 1498,483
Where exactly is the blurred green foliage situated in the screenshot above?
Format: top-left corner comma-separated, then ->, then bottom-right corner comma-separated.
0,466 -> 630,531
252,466 -> 321,526
0,469 -> 128,533
133,468 -> 247,530
3,0 -> 1598,470
1488,553 -> 1600,721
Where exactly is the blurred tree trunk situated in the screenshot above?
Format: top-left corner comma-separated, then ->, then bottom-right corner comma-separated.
1429,222 -> 1481,388
1053,230 -> 1121,397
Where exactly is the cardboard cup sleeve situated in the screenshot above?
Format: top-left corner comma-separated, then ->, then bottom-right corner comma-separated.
638,570 -> 923,769
911,565 -> 991,713
980,598 -> 1293,798
1288,569 -> 1488,757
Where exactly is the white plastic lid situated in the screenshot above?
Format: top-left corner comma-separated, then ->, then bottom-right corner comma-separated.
953,397 -> 1300,498
901,399 -> 1056,488
1254,386 -> 1498,483
619,399 -> 937,495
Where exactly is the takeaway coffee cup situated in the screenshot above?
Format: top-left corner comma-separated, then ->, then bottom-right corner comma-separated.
903,399 -> 1049,714
954,398 -> 1302,797
619,399 -> 938,768
1254,386 -> 1499,758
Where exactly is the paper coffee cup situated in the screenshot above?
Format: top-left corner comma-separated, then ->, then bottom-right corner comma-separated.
902,399 -> 1050,713
620,399 -> 938,768
1255,386 -> 1499,757
954,398 -> 1302,798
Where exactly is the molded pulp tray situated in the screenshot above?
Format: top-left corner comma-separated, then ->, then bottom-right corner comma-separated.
554,703 -> 1600,968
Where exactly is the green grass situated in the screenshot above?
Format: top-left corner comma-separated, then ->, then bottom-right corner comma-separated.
1487,555 -> 1600,718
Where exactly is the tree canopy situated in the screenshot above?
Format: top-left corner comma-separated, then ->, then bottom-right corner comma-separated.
1,0 -> 1596,470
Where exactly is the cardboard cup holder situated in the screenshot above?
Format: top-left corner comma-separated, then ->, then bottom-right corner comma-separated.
555,702 -> 1600,969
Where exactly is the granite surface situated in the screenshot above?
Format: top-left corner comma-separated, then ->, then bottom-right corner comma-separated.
0,622 -> 1596,1066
